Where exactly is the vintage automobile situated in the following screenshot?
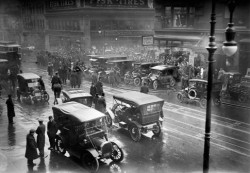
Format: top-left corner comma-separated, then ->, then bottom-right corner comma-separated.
124,62 -> 162,86
221,71 -> 250,103
105,91 -> 164,142
177,79 -> 222,108
53,102 -> 124,172
56,89 -> 93,107
142,65 -> 180,90
16,73 -> 49,104
98,59 -> 134,85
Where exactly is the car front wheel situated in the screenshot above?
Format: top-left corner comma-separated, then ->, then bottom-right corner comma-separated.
110,142 -> 124,162
152,121 -> 161,136
238,93 -> 248,103
129,123 -> 141,142
134,77 -> 141,86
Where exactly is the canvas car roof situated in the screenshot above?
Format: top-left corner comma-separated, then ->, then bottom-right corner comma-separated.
189,79 -> 208,83
150,65 -> 177,71
53,102 -> 106,123
107,59 -> 134,63
62,89 -> 92,99
113,91 -> 164,106
17,73 -> 40,79
0,59 -> 8,63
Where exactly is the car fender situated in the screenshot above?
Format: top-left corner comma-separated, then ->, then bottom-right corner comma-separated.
106,108 -> 115,119
85,148 -> 99,158
129,120 -> 142,129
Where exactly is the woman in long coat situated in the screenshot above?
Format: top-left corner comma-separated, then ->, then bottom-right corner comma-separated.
25,129 -> 39,166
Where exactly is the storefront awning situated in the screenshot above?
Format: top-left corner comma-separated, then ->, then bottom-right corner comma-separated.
154,35 -> 201,41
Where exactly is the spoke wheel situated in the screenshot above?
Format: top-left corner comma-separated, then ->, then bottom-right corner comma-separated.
153,80 -> 158,90
152,121 -> 161,136
81,152 -> 99,172
55,136 -> 66,155
129,123 -> 141,142
200,98 -> 207,109
213,97 -> 221,106
109,162 -> 122,173
43,92 -> 50,101
110,142 -> 124,162
177,93 -> 184,103
134,77 -> 141,86
169,77 -> 176,87
238,93 -> 248,103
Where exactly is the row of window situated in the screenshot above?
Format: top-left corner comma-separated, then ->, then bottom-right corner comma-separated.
23,18 -> 45,30
90,20 -> 153,30
48,19 -> 80,31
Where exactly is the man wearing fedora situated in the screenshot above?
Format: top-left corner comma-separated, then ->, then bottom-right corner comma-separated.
36,119 -> 46,157
25,129 -> 39,166
6,94 -> 15,124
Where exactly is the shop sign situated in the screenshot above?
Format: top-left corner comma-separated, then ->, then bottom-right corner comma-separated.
142,36 -> 153,46
83,0 -> 149,8
46,0 -> 77,10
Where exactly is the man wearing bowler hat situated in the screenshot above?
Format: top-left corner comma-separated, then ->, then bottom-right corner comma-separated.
25,129 -> 39,166
36,118 -> 45,157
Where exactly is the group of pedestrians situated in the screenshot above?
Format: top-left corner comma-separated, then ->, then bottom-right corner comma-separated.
25,116 -> 58,166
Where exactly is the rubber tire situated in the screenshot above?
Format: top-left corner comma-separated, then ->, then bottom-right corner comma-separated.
110,142 -> 124,163
153,80 -> 158,90
129,123 -> 141,142
200,98 -> 207,109
177,93 -> 184,103
213,97 -> 221,106
81,152 -> 99,173
134,77 -> 141,86
55,136 -> 66,155
238,93 -> 248,103
169,77 -> 176,87
152,121 -> 161,136
43,92 -> 50,102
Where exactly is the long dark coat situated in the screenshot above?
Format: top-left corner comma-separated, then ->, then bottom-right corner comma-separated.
6,98 -> 15,118
95,81 -> 103,95
36,124 -> 46,150
25,133 -> 39,160
47,120 -> 58,138
95,97 -> 106,113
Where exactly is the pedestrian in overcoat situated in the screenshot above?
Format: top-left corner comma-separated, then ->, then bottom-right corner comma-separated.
47,116 -> 58,150
95,93 -> 106,113
36,119 -> 46,157
140,83 -> 149,94
25,129 -> 39,166
95,77 -> 103,95
6,94 -> 15,124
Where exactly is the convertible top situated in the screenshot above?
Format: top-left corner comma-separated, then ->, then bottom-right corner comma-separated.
62,89 -> 92,99
17,73 -> 40,80
113,91 -> 164,106
52,102 -> 105,123
150,65 -> 177,71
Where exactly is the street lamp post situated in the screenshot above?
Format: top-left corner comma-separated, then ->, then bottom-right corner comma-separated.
203,0 -> 237,173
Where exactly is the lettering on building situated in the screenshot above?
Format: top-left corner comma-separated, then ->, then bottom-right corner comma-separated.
46,0 -> 77,9
83,0 -> 148,8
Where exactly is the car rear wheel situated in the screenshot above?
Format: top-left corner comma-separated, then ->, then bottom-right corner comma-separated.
153,80 -> 159,90
200,98 -> 207,109
81,152 -> 99,172
152,121 -> 161,136
110,142 -> 124,162
238,93 -> 248,103
134,77 -> 141,86
55,136 -> 66,155
129,123 -> 141,142
43,92 -> 49,101
169,77 -> 176,87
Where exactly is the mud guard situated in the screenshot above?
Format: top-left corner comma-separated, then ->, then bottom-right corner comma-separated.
106,108 -> 115,119
86,148 -> 99,158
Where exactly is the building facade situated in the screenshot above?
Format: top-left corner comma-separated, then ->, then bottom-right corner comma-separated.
154,0 -> 250,74
44,0 -> 155,51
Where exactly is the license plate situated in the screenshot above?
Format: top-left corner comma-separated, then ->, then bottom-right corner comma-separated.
35,93 -> 41,97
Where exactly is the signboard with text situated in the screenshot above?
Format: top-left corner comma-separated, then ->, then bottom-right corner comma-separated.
83,0 -> 149,8
46,0 -> 77,10
142,36 -> 153,46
